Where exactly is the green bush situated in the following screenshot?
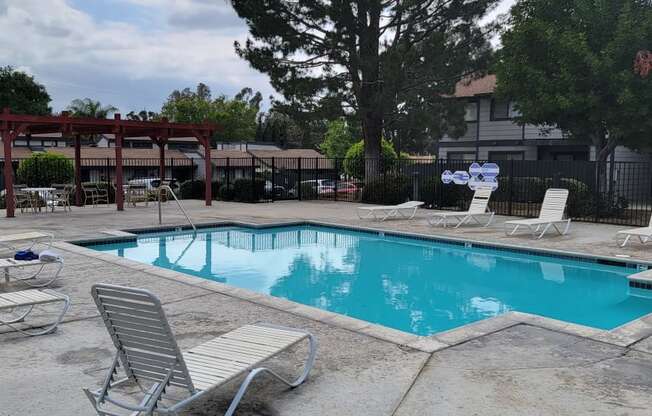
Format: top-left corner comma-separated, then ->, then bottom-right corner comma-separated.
361,174 -> 410,205
419,177 -> 470,209
343,139 -> 398,179
179,180 -> 205,199
300,182 -> 318,200
218,184 -> 235,201
17,153 -> 74,186
233,178 -> 266,202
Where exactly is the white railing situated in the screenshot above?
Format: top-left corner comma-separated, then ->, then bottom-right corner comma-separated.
158,185 -> 196,231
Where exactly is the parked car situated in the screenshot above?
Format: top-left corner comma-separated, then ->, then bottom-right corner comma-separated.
288,179 -> 335,197
264,181 -> 286,199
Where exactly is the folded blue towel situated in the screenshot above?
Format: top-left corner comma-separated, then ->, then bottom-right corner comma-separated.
14,250 -> 39,261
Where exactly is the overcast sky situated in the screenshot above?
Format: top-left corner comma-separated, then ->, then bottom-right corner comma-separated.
0,0 -> 515,114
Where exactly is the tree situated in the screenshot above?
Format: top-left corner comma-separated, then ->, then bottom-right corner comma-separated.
0,66 -> 51,115
343,138 -> 398,179
67,98 -> 118,119
231,0 -> 499,172
126,110 -> 160,121
495,0 -> 652,161
17,153 -> 73,187
161,84 -> 262,143
320,119 -> 357,159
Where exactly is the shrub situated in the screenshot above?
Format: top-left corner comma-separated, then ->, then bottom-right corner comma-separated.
233,178 -> 266,202
361,174 -> 410,205
218,184 -> 235,201
179,179 -> 205,199
343,139 -> 398,179
300,182 -> 318,200
17,153 -> 74,186
419,177 -> 470,209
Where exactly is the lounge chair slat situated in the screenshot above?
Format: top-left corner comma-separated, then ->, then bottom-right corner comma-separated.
232,324 -> 307,340
188,345 -> 268,364
102,303 -> 161,318
104,311 -> 168,328
203,337 -> 288,354
95,287 -> 159,303
222,331 -> 302,348
115,333 -> 178,350
112,326 -> 175,344
97,297 -> 161,313
182,353 -> 249,371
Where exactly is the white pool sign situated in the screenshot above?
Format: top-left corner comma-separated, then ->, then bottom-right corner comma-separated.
467,176 -> 484,191
468,163 -> 482,178
441,170 -> 454,184
441,162 -> 501,190
481,163 -> 500,179
482,177 -> 499,191
452,170 -> 470,185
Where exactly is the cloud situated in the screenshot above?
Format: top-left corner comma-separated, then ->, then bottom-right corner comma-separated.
0,0 -> 274,112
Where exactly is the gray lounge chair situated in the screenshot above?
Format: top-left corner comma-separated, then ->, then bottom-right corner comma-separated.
0,256 -> 64,288
84,284 -> 317,416
0,231 -> 54,251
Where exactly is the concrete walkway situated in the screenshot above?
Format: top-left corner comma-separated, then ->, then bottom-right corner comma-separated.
1,200 -> 652,415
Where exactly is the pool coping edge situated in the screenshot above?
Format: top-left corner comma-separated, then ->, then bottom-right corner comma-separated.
61,220 -> 652,353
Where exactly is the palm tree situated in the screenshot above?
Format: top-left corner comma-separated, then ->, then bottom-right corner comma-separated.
67,98 -> 118,119
66,98 -> 119,145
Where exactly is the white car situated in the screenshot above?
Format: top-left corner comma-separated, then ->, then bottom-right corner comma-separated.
288,179 -> 335,197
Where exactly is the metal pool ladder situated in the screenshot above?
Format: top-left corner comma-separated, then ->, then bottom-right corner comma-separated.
157,185 -> 196,231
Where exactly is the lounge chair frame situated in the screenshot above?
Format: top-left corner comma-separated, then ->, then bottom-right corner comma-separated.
504,189 -> 571,239
428,188 -> 495,228
84,284 -> 317,416
357,201 -> 424,221
617,215 -> 652,247
1,257 -> 64,287
0,289 -> 70,336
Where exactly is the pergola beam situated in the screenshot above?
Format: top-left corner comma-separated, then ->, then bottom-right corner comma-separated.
0,108 -> 219,217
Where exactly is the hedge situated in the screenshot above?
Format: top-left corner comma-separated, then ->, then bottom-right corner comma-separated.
17,153 -> 74,187
361,174 -> 410,205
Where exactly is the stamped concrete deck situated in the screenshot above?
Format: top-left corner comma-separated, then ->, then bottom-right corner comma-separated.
1,200 -> 652,415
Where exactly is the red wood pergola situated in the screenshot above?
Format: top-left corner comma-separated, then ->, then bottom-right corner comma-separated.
0,108 -> 219,217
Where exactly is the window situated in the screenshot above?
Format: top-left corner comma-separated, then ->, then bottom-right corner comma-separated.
464,102 -> 478,122
491,99 -> 510,120
488,151 -> 524,161
447,152 -> 476,161
130,141 -> 153,149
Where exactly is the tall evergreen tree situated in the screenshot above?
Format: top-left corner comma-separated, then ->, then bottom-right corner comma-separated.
231,1 -> 499,172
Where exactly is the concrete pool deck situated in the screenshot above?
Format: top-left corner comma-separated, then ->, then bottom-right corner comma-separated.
2,200 -> 652,415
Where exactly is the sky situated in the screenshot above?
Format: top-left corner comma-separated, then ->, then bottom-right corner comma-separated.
0,0 -> 515,114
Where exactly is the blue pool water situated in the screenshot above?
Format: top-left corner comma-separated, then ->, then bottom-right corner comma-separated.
86,225 -> 652,335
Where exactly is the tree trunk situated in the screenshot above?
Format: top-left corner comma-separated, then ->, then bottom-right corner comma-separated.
357,2 -> 383,182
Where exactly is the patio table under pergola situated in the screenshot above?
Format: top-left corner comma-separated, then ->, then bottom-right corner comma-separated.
0,108 -> 219,217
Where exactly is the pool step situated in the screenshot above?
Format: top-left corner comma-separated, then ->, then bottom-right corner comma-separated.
627,269 -> 652,298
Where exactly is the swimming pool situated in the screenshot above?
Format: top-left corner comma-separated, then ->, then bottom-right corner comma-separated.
86,225 -> 652,336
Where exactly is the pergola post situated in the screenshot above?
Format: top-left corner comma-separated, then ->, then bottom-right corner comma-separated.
74,134 -> 82,206
114,114 -> 124,211
1,109 -> 14,217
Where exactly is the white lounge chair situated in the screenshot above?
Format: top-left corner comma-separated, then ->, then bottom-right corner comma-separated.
0,256 -> 64,287
427,188 -> 495,228
0,231 -> 53,251
0,289 -> 70,336
357,201 -> 424,221
84,284 -> 317,416
504,188 -> 571,239
617,215 -> 652,247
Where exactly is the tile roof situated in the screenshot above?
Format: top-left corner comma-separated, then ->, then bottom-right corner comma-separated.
453,74 -> 497,98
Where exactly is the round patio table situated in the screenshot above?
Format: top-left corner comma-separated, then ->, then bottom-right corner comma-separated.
23,187 -> 55,213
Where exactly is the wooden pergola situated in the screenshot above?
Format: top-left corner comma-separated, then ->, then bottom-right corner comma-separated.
0,108 -> 219,217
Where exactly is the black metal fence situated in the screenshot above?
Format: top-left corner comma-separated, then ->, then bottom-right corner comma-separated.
2,155 -> 652,226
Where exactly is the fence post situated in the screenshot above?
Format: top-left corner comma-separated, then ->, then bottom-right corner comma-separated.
507,159 -> 514,216
594,162 -> 601,222
297,158 -> 302,200
251,156 -> 256,202
226,157 -> 230,193
271,157 -> 276,202
334,159 -> 339,201
169,158 -> 174,180
413,171 -> 419,202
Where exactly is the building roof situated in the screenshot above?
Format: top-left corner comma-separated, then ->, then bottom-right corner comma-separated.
453,74 -> 497,98
249,149 -> 333,170
47,148 -> 192,166
0,146 -> 34,158
211,150 -> 260,167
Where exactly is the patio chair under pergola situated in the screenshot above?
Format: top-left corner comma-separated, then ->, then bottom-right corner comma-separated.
0,108 -> 219,218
